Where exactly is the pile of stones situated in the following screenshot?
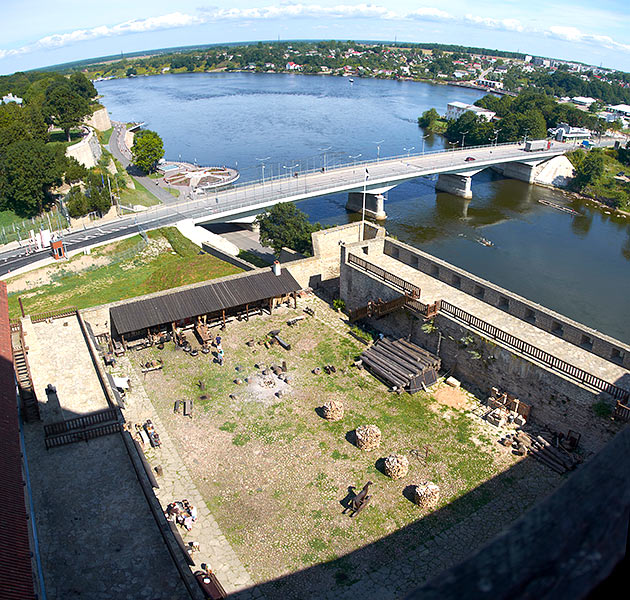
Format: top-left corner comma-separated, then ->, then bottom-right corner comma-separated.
412,481 -> 440,510
383,454 -> 409,480
355,425 -> 381,451
321,400 -> 344,421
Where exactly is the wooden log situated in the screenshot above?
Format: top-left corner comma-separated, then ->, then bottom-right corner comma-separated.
529,450 -> 566,474
536,436 -> 576,469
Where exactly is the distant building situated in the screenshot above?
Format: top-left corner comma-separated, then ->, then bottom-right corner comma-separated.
446,101 -> 495,122
285,62 -> 302,71
1,93 -> 22,105
607,104 -> 630,117
524,55 -> 533,63
477,78 -> 504,90
572,96 -> 597,106
549,123 -> 591,142
532,57 -> 551,68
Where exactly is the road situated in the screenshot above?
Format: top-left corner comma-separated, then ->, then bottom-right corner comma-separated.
0,138 -> 579,277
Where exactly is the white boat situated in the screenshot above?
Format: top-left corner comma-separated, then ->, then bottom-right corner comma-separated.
348,78 -> 354,83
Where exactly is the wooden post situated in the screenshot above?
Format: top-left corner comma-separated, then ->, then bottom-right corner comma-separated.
121,334 -> 127,350
18,296 -> 25,318
245,304 -> 249,321
222,309 -> 226,327
269,298 -> 273,313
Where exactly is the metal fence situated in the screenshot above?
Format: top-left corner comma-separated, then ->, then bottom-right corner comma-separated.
439,300 -> 630,402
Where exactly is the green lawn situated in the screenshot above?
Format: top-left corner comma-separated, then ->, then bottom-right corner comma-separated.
119,177 -> 161,207
100,127 -> 114,146
7,227 -> 242,317
47,128 -> 83,146
167,187 -> 180,198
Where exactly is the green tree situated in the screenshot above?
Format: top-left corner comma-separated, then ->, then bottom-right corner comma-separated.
43,83 -> 90,141
0,140 -> 63,216
255,202 -> 321,256
418,108 -> 440,131
131,129 -> 164,173
65,186 -> 89,218
573,149 -> 604,191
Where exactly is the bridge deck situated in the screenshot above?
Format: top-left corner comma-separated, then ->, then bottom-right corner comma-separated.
357,251 -> 629,388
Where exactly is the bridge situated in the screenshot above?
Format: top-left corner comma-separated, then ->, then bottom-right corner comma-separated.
0,140 -> 571,277
186,140 -> 570,223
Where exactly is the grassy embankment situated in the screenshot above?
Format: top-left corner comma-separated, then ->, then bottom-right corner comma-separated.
581,148 -> 630,211
6,227 -> 242,318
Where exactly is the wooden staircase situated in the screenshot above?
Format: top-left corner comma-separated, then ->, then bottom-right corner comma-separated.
11,328 -> 40,423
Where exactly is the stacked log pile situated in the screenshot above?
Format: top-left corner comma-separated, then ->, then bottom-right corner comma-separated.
322,400 -> 344,421
505,431 -> 581,474
384,454 -> 409,480
360,338 -> 440,393
355,425 -> 381,451
413,482 -> 440,510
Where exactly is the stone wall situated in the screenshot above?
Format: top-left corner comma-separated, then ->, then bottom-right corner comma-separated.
381,237 -> 630,369
85,107 -> 111,132
287,221 -> 384,289
65,128 -> 102,168
339,257 -> 621,452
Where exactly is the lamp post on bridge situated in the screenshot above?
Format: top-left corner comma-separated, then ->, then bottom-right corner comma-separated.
256,156 -> 271,186
283,164 -> 299,193
460,131 -> 469,148
362,167 -> 369,241
318,146 -> 331,171
492,128 -> 501,146
349,153 -> 362,169
403,146 -> 415,157
374,140 -> 384,162
422,135 -> 429,155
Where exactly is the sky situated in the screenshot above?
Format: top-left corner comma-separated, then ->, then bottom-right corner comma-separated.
1,1 -> 630,75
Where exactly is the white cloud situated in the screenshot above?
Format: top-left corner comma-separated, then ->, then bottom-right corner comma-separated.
1,4 -> 629,63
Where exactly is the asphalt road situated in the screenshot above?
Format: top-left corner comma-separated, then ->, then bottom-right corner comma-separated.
0,136 -> 596,278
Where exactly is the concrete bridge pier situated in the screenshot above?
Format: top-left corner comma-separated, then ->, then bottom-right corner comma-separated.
435,173 -> 473,199
346,192 -> 387,220
501,160 -> 541,184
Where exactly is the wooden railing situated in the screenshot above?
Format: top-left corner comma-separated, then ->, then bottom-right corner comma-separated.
439,300 -> 630,403
347,254 -> 421,297
30,306 -> 78,323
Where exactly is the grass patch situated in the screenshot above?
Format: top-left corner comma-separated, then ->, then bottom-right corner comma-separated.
167,187 -> 180,198
6,227 -> 242,317
232,433 -> 251,446
238,250 -> 271,267
119,177 -> 161,207
219,421 -> 238,432
100,127 -> 114,146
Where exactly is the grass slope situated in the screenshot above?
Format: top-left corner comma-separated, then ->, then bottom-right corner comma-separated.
7,227 -> 242,317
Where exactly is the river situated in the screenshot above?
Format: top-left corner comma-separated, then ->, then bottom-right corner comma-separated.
96,73 -> 630,344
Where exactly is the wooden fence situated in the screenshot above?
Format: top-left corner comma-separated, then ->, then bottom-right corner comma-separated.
30,306 -> 78,323
347,254 -> 421,297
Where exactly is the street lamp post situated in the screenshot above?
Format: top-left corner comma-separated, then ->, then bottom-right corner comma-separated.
448,141 -> 458,152
493,129 -> 501,146
349,153 -> 362,168
361,168 -> 369,241
422,135 -> 429,155
461,131 -> 469,148
318,146 -> 331,171
403,146 -> 415,157
374,140 -> 384,162
283,164 -> 299,192
256,156 -> 271,185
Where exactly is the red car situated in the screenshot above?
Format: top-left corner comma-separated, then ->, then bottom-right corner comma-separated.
465,156 -> 476,162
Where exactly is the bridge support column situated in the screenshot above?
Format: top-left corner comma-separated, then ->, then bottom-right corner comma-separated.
502,161 -> 538,184
346,192 -> 387,220
435,173 -> 472,199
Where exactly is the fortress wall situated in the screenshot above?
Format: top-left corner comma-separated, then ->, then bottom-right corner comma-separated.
339,260 -> 620,453
380,238 -> 630,369
65,128 -> 102,168
85,107 -> 111,131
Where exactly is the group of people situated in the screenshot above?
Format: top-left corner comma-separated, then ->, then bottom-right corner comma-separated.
166,499 -> 198,531
213,334 -> 225,366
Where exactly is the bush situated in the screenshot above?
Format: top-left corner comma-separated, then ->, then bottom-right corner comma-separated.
592,401 -> 612,418
333,298 -> 346,312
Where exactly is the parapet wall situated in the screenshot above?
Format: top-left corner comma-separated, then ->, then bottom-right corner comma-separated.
339,258 -> 621,452
381,237 -> 630,370
85,107 -> 111,132
65,128 -> 102,168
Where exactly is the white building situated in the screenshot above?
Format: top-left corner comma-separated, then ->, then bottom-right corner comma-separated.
571,96 -> 597,106
607,104 -> 630,117
477,78 -> 504,90
549,123 -> 591,142
2,93 -> 22,105
445,101 -> 495,122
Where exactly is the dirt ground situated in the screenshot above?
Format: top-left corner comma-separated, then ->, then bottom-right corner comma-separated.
129,295 -> 562,599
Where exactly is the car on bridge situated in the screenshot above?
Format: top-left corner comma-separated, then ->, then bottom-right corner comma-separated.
465,156 -> 476,162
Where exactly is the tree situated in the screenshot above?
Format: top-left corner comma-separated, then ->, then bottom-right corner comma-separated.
65,186 -> 89,218
43,83 -> 90,141
573,149 -> 604,191
255,202 -> 321,256
418,108 -> 440,131
131,129 -> 164,173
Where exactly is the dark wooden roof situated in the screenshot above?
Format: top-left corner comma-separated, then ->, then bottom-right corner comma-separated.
0,283 -> 37,600
110,268 -> 301,335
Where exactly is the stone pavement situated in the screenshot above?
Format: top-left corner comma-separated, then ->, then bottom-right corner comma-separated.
112,353 -> 264,599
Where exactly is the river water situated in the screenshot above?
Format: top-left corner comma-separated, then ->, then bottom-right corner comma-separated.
96,73 -> 630,343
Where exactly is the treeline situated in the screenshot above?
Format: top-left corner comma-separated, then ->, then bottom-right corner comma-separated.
436,90 -> 607,147
530,70 -> 630,105
390,42 -> 525,59
0,72 -> 97,216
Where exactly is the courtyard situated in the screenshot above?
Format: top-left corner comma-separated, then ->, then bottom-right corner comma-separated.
116,294 -> 562,598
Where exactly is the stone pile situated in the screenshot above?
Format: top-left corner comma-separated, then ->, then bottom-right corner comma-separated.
413,481 -> 440,510
355,425 -> 381,451
322,400 -> 344,421
383,454 -> 409,480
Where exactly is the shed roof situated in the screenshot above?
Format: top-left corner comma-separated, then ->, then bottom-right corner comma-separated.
110,268 -> 301,335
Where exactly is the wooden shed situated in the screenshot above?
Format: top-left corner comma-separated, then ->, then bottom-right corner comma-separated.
361,338 -> 440,393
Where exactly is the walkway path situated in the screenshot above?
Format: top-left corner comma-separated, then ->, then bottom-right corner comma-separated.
113,353 -> 263,599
